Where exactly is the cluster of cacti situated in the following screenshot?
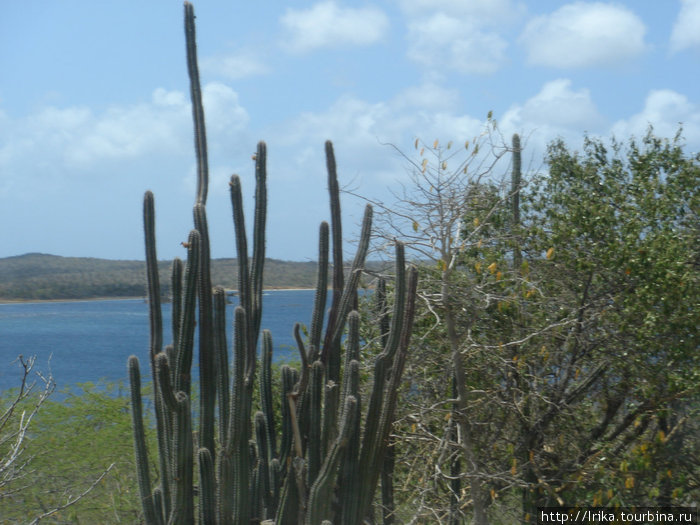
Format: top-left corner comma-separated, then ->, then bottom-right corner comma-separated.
127,3 -> 417,524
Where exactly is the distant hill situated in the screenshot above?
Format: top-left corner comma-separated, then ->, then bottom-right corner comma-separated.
0,253 -> 324,301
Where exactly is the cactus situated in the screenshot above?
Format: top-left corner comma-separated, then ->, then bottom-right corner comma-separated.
512,133 -> 522,271
128,3 -> 418,524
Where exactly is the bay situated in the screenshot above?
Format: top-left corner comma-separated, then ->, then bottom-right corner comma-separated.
0,289 -> 316,393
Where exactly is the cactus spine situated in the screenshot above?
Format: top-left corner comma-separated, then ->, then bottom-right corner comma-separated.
128,3 -> 418,524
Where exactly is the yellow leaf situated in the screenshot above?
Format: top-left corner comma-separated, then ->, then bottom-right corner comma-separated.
658,430 -> 666,442
490,488 -> 496,500
475,262 -> 482,274
667,469 -> 672,478
511,458 -> 517,476
529,450 -> 534,462
496,271 -> 502,281
546,247 -> 555,260
411,423 -> 416,433
437,259 -> 446,271
412,221 -> 419,232
487,262 -> 497,274
473,217 -> 480,227
433,139 -> 439,148
444,412 -> 451,421
465,140 -> 469,150
421,158 -> 428,172
625,476 -> 635,489
420,147 -> 424,156
607,489 -> 613,500
441,161 -> 447,170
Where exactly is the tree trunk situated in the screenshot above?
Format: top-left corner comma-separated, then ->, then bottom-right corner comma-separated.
443,275 -> 490,525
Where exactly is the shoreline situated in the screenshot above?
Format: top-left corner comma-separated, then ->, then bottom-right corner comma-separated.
0,288 -> 316,305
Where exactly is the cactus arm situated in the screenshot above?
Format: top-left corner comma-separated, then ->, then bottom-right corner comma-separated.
143,191 -> 163,363
358,265 -> 418,519
328,204 -> 374,353
512,133 -> 522,271
229,174 -> 251,324
228,306 -> 252,524
169,391 -> 194,525
307,361 -> 324,484
194,203 -> 216,456
250,141 -> 267,347
184,1 -> 208,206
320,141 -> 344,372
128,356 -> 160,525
309,222 -> 329,361
198,448 -> 216,524
174,230 -> 200,397
143,192 -> 173,522
306,395 -> 358,525
214,287 -> 230,446
254,411 -> 273,519
170,258 -> 183,359
339,359 -> 361,525
260,329 -> 277,459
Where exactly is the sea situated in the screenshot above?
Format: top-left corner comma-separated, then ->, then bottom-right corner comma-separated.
0,289 -> 317,394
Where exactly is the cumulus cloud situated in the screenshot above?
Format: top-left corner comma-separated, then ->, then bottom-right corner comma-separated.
280,1 -> 389,53
502,79 -> 604,131
399,0 -> 525,24
499,79 -> 606,158
519,2 -> 647,68
0,83 -> 248,179
611,89 -> 700,146
670,0 -> 700,53
406,13 -> 508,75
399,0 -> 523,75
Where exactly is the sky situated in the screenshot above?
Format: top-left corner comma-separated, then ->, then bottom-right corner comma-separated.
1,0 -> 699,262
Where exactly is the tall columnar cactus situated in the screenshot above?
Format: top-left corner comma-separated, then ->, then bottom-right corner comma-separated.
128,3 -> 418,524
511,133 -> 522,271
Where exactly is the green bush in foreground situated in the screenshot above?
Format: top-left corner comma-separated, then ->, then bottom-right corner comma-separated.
0,382 -> 152,524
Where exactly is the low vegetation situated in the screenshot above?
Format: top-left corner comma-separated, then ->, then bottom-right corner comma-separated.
0,254 -> 324,301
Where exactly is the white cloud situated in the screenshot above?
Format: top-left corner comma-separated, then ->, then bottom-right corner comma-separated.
406,13 -> 508,74
611,89 -> 700,145
392,82 -> 460,111
670,0 -> 700,53
503,79 -> 604,130
399,0 -> 525,25
280,1 -> 389,53
499,79 -> 606,159
520,2 -> 646,68
0,83 -> 248,176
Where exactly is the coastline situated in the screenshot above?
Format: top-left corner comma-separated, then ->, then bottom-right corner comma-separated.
0,287 -> 316,305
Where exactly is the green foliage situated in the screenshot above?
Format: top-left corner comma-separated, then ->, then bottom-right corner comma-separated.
374,128 -> 699,523
0,382 -> 154,523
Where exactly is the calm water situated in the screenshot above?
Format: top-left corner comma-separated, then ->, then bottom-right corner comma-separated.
0,290 -> 316,393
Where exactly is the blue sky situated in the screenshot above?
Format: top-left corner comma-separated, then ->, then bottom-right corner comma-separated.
1,0 -> 699,262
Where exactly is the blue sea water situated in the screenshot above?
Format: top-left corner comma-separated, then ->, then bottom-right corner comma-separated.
0,290 -> 316,393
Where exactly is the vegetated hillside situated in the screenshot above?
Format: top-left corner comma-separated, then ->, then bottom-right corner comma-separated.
0,253 -> 326,301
